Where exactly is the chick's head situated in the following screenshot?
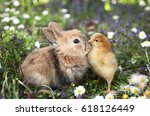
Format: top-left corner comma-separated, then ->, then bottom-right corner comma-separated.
88,33 -> 111,51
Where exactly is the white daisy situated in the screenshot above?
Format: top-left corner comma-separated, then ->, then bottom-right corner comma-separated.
137,96 -> 146,99
105,93 -> 114,99
1,17 -> 10,22
94,95 -> 104,99
61,8 -> 68,13
23,14 -> 30,19
13,0 -> 20,7
42,10 -> 48,15
74,85 -> 86,97
139,31 -> 146,39
10,8 -> 16,12
124,85 -> 131,92
112,15 -> 119,20
12,18 -> 20,24
129,96 -> 137,99
111,0 -> 117,4
130,86 -> 140,95
9,26 -> 15,31
14,10 -> 20,15
64,14 -> 71,19
118,65 -> 123,72
139,0 -> 146,7
107,31 -> 115,39
17,24 -> 25,29
141,41 -> 150,47
35,41 -> 41,48
145,6 -> 150,11
4,26 -> 10,30
129,73 -> 141,86
5,8 -> 10,12
131,27 -> 137,33
35,16 -> 41,21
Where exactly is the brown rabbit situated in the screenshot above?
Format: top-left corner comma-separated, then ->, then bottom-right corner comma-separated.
20,22 -> 91,88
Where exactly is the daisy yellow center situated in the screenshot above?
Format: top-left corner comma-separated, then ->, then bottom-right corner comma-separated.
141,33 -> 145,37
108,96 -> 112,99
134,89 -> 138,93
141,78 -> 145,82
125,87 -> 130,91
77,89 -> 81,94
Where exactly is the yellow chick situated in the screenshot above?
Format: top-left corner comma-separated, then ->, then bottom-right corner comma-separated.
88,33 -> 118,93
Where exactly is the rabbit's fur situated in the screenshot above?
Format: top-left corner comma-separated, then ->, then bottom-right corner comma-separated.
20,22 -> 91,88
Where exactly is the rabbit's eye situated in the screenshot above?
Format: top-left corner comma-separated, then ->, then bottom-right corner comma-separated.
73,39 -> 80,44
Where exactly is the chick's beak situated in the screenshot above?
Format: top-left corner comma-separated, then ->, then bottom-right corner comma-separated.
88,39 -> 92,43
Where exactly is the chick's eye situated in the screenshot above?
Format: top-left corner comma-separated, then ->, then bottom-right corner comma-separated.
95,40 -> 99,42
73,39 -> 80,44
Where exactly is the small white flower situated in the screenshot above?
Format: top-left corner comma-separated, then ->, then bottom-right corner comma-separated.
4,26 -> 10,30
101,0 -> 106,2
139,31 -> 146,39
1,17 -> 10,22
139,0 -> 146,7
23,14 -> 30,19
10,8 -> 16,12
87,31 -> 95,36
14,10 -> 20,15
9,26 -> 15,31
131,27 -> 137,33
124,85 -> 131,92
130,86 -> 140,95
74,85 -> 86,97
42,10 -> 48,15
12,18 -> 20,24
131,57 -> 137,64
64,14 -> 71,19
4,2 -> 10,5
139,74 -> 149,84
137,96 -> 146,99
129,73 -> 141,86
145,6 -> 150,11
13,0 -> 20,7
94,95 -> 104,99
141,41 -> 150,47
107,31 -> 115,39
111,0 -> 117,4
112,15 -> 119,20
105,93 -> 114,99
35,16 -> 41,21
0,13 -> 9,18
5,8 -> 10,12
118,65 -> 123,72
35,41 -> 41,48
17,24 -> 25,29
61,8 -> 68,13
129,96 -> 137,99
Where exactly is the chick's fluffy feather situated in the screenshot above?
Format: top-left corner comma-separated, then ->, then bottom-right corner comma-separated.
88,33 -> 118,92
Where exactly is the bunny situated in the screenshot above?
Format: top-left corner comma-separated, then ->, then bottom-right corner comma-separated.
20,22 -> 91,88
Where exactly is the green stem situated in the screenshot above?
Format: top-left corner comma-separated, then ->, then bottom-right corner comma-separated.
145,48 -> 150,65
145,48 -> 150,74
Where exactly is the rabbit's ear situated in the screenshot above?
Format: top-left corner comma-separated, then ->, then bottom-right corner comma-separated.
42,22 -> 63,45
